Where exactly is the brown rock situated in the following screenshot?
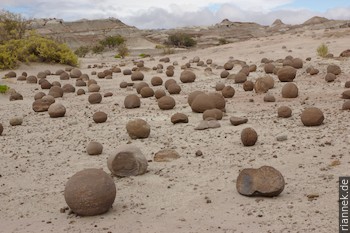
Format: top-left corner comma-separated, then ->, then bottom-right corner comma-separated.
48,103 -> 66,118
325,73 -> 336,82
241,127 -> 258,146
60,72 -> 70,80
221,86 -> 235,98
188,91 -> 204,106
277,106 -> 292,118
342,90 -> 350,99
48,86 -> 64,98
120,81 -> 128,88
88,84 -> 100,92
154,89 -> 166,99
309,68 -> 319,75
243,81 -> 254,91
154,149 -> 180,162
230,117 -> 248,126
220,70 -> 229,78
171,113 -> 189,124
208,93 -> 226,111
234,72 -> 247,83
104,92 -> 113,97
77,89 -> 85,95
86,141 -> 103,155
281,83 -> 298,98
107,144 -> 148,177
300,107 -> 324,126
123,69 -> 132,75
158,96 -> 176,110
327,64 -> 341,75
191,93 -> 215,113
254,78 -> 269,94
0,123 -> 3,135
167,83 -> 181,94
62,84 -> 75,93
126,119 -> 151,139
224,62 -> 234,70
215,83 -> 225,91
345,81 -> 350,88
93,111 -> 107,123
264,63 -> 275,74
40,80 -> 52,89
124,94 -> 141,109
88,93 -> 102,104
131,71 -> 144,81
236,166 -> 285,197
151,76 -> 163,86
10,117 -> 23,126
9,92 -> 23,101
26,75 -> 38,84
180,70 -> 196,83
140,87 -> 154,98
32,97 -> 55,112
277,66 -> 297,82
164,79 -> 177,90
263,94 -> 276,102
203,109 -> 223,120
291,58 -> 303,69
34,92 -> 46,100
165,69 -> 174,77
70,68 -> 82,78
64,168 -> 116,216
340,49 -> 350,57
76,80 -> 86,87
342,101 -> 350,110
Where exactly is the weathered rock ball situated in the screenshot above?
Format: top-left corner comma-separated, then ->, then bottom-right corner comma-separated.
342,90 -> 350,99
325,73 -> 336,82
107,145 -> 148,177
277,106 -> 292,118
10,117 -> 23,126
263,94 -> 276,102
180,70 -> 196,83
154,149 -> 180,162
135,82 -> 149,94
151,76 -> 163,86
327,64 -> 341,75
243,81 -> 254,91
62,84 -> 75,93
140,87 -> 154,98
126,119 -> 151,139
167,83 -> 181,95
70,68 -> 82,78
236,166 -> 285,197
26,75 -> 38,84
281,83 -> 299,98
86,141 -> 103,155
48,86 -> 64,98
77,89 -> 85,95
158,96 -> 176,110
88,93 -> 102,104
171,113 -> 189,124
241,127 -> 258,146
131,71 -> 144,81
48,103 -> 66,118
187,91 -> 204,106
203,108 -> 223,120
208,93 -> 226,111
234,72 -> 247,83
291,58 -> 303,69
300,107 -> 324,126
342,101 -> 350,110
191,93 -> 215,113
9,92 -> 23,101
220,70 -> 229,78
230,117 -> 248,126
64,168 -> 116,216
264,63 -> 275,74
224,62 -> 234,70
88,84 -> 100,92
254,78 -> 269,94
93,111 -> 107,123
124,94 -> 141,109
215,82 -> 225,91
0,123 -> 3,135
154,89 -> 166,99
32,97 -> 55,112
277,66 -> 297,82
221,86 -> 235,98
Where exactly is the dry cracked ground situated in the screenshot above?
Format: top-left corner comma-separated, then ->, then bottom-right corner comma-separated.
0,28 -> 350,233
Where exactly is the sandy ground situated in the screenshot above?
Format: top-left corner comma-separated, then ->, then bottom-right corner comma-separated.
0,28 -> 350,233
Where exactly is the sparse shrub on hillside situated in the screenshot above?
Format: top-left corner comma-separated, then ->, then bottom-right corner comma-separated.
0,10 -> 27,44
100,35 -> 125,48
75,46 -> 90,57
117,43 -> 129,58
218,38 -> 229,45
317,43 -> 329,58
92,44 -> 105,54
167,33 -> 196,48
0,32 -> 78,69
139,53 -> 150,58
0,84 -> 9,93
156,44 -> 175,55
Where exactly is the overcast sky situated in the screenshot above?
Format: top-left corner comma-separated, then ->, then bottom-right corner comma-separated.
1,0 -> 350,29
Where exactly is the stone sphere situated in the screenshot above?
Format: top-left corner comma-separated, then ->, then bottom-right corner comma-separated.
342,101 -> 350,110
26,75 -> 37,84
208,92 -> 226,111
281,83 -> 298,98
234,72 -> 247,83
215,82 -> 225,91
9,92 -> 23,101
325,73 -> 336,82
120,81 -> 128,88
164,79 -> 176,90
263,94 -> 276,102
249,64 -> 257,72
243,81 -> 254,91
300,107 -> 324,126
77,89 -> 85,95
124,94 -> 141,109
52,81 -> 61,87
264,63 -> 275,74
48,86 -> 64,98
88,93 -> 102,104
88,84 -> 100,92
191,93 -> 215,113
34,92 -> 46,100
221,86 -> 235,98
126,119 -> 151,139
60,72 -> 70,80
277,106 -> 292,118
41,80 -> 52,89
140,87 -> 155,98
48,103 -> 66,118
291,58 -> 303,69
154,89 -> 166,99
277,66 -> 297,82
171,113 -> 189,124
131,71 -> 144,81
62,84 -> 75,93
241,127 -> 258,146
254,78 -> 269,94
10,117 -> 23,126
224,62 -> 234,70
342,90 -> 350,99
180,70 -> 196,83
188,91 -> 204,106
220,70 -> 229,78
32,96 -> 55,112
123,69 -> 132,75
70,68 -> 82,78
151,76 -> 163,86
86,141 -> 103,155
203,108 -> 223,120
327,64 -> 341,75
167,83 -> 181,94
93,111 -> 107,123
76,80 -> 86,87
158,96 -> 176,110
64,168 -> 116,216
165,69 -> 174,77
135,82 -> 149,94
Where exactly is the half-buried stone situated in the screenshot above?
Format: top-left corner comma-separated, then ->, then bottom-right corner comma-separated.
88,93 -> 102,104
93,111 -> 107,123
64,168 -> 116,216
86,141 -> 103,155
48,103 -> 66,118
171,113 -> 188,124
124,94 -> 141,109
236,166 -> 285,197
126,119 -> 151,139
107,144 -> 148,177
300,107 -> 324,126
154,149 -> 180,162
158,96 -> 176,110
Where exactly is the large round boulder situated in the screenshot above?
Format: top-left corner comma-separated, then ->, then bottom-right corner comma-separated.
300,107 -> 324,126
277,66 -> 297,82
126,119 -> 151,139
281,83 -> 298,98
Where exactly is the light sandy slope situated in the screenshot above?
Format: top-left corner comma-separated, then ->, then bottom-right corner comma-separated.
0,28 -> 349,233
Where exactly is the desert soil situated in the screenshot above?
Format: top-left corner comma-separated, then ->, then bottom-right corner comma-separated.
0,28 -> 349,233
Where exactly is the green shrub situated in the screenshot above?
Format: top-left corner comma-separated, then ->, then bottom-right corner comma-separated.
114,54 -> 121,59
139,53 -> 150,58
167,33 -> 196,48
0,10 -> 27,44
74,46 -> 90,57
100,35 -> 125,48
0,84 -> 9,93
162,47 -> 175,55
0,32 -> 78,69
317,43 -> 329,57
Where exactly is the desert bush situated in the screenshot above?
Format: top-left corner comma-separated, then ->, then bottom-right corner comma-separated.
167,33 -> 196,48
163,47 -> 175,55
117,43 -> 129,58
0,84 -> 9,93
74,46 -> 90,57
0,32 -> 78,69
100,35 -> 125,48
218,38 -> 229,45
92,44 -> 105,54
317,43 -> 329,57
0,10 -> 27,44
139,53 -> 150,58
